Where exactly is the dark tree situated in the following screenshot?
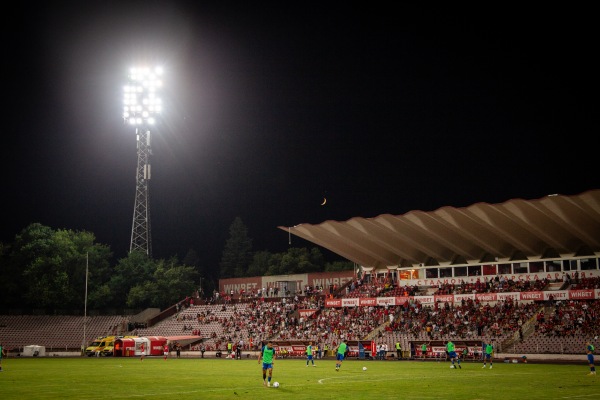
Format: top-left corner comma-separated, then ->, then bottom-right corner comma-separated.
219,217 -> 253,278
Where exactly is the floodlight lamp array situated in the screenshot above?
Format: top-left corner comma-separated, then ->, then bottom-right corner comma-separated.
123,66 -> 163,126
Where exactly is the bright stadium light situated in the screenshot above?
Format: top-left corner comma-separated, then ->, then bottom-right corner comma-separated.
123,65 -> 164,257
122,66 -> 163,127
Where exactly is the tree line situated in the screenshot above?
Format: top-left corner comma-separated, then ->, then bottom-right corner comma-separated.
0,217 -> 352,313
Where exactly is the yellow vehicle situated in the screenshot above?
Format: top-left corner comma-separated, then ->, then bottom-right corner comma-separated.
85,336 -> 116,357
100,336 -> 137,357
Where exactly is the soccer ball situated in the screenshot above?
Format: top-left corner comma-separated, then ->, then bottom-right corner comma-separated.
362,367 -> 367,371
272,382 -> 280,388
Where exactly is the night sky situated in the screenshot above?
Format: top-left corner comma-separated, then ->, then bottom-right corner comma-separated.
2,3 -> 598,269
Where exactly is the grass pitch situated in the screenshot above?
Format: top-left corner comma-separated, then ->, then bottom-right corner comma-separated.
0,356 -> 597,399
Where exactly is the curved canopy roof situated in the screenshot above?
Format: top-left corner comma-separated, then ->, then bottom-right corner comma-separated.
278,189 -> 600,269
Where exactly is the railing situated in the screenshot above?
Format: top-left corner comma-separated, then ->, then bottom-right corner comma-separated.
501,306 -> 543,351
365,321 -> 389,341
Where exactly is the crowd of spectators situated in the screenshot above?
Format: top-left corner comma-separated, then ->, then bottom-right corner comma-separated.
161,274 -> 600,355
571,276 -> 600,290
535,299 -> 600,337
386,297 -> 538,340
434,276 -> 549,295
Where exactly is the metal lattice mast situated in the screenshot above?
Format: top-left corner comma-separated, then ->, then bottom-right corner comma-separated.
130,127 -> 152,256
122,66 -> 163,257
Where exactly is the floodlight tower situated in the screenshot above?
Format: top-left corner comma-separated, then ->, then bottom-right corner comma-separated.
122,66 -> 163,257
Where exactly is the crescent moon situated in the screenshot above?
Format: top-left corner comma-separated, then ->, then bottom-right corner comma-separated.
321,197 -> 327,206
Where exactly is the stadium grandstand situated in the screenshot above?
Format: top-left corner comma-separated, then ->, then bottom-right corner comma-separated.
1,190 -> 599,360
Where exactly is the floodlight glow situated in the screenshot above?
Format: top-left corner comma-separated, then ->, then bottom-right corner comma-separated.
123,66 -> 163,127
124,66 -> 163,258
